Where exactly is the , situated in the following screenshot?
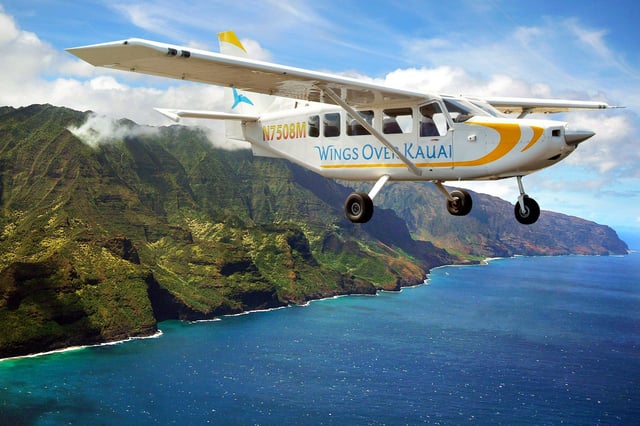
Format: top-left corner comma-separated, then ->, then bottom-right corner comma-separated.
67,31 -> 620,225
